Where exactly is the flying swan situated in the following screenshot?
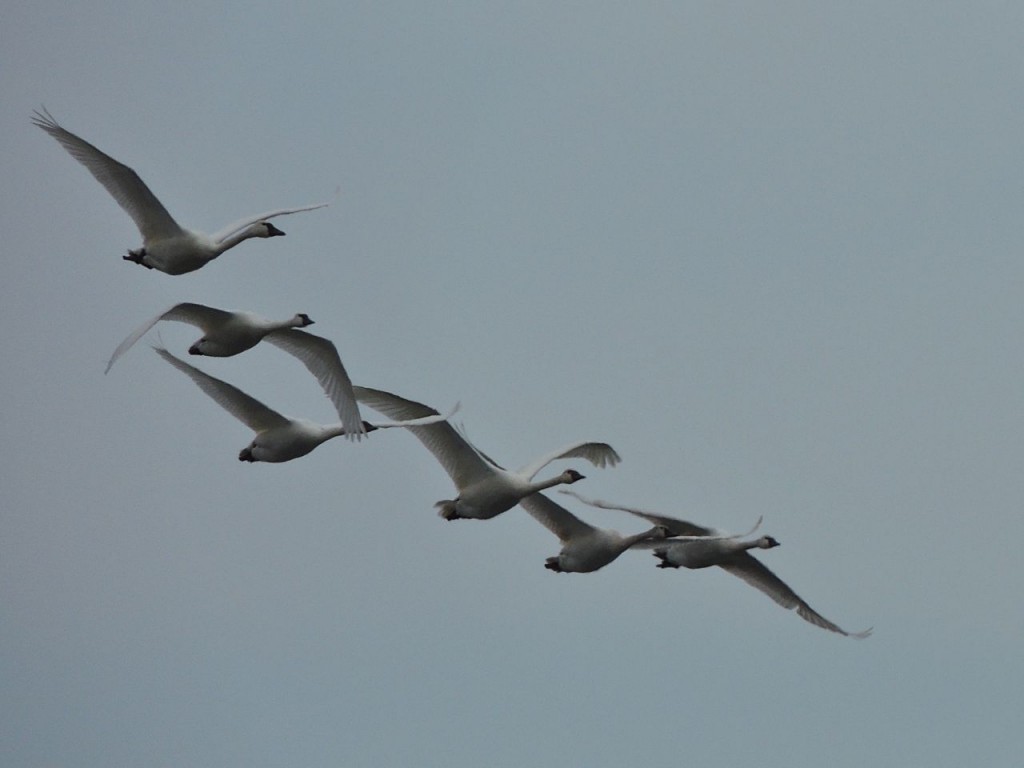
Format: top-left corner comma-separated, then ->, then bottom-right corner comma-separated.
561,490 -> 872,638
154,346 -> 455,462
106,302 -> 316,371
109,303 -> 372,439
519,492 -> 669,573
353,386 -> 621,520
32,108 -> 326,275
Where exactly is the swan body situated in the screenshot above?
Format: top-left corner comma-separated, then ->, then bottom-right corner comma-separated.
106,303 -> 314,371
32,108 -> 326,275
237,418 -> 352,463
519,492 -> 668,573
353,386 -> 621,520
562,491 -> 872,638
154,347 -> 454,461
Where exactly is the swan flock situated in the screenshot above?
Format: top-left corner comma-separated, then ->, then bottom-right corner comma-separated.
36,108 -> 871,638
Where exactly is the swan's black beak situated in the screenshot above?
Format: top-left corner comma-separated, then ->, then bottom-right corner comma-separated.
265,223 -> 286,237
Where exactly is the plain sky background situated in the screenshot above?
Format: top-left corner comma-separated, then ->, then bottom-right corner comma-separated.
3,2 -> 1023,765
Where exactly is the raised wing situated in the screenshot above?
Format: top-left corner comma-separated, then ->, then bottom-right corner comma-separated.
211,203 -> 328,244
263,328 -> 366,440
558,490 -> 717,537
354,386 -> 494,489
515,441 -> 621,480
519,492 -> 596,543
154,346 -> 289,433
719,555 -> 873,639
368,402 -> 461,430
32,108 -> 182,241
626,516 -> 764,549
106,303 -> 234,373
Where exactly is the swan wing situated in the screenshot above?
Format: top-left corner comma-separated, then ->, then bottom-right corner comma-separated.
211,203 -> 328,244
154,346 -> 289,433
719,554 -> 873,638
32,108 -> 182,241
353,386 -> 494,488
515,441 -> 621,480
367,401 -> 461,430
557,490 -> 713,537
627,516 -> 765,549
263,329 -> 366,440
106,303 -> 234,373
519,492 -> 596,543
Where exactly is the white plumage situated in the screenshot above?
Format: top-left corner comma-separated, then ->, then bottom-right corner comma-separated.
33,108 -> 326,275
354,386 -> 621,520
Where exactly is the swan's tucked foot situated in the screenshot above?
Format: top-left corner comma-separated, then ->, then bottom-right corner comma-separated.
544,557 -> 565,572
435,501 -> 463,521
238,447 -> 257,462
123,249 -> 150,268
653,550 -> 677,569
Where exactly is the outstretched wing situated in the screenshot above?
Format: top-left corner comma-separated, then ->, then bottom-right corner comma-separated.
627,517 -> 764,549
515,441 -> 621,480
106,303 -> 234,373
719,555 -> 873,639
211,203 -> 328,244
558,489 -> 717,537
519,492 -> 596,544
263,328 -> 366,440
154,346 -> 289,433
354,386 -> 493,489
33,108 -> 182,241
368,402 -> 461,430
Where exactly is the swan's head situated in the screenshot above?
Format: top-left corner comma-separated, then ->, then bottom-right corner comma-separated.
188,340 -> 205,355
653,525 -> 671,539
294,313 -> 314,327
260,222 -> 286,238
755,536 -> 780,549
562,469 -> 585,484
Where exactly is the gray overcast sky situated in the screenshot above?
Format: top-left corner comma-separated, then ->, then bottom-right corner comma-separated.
3,2 -> 1023,765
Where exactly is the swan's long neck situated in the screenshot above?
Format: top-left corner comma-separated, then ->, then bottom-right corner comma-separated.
528,473 -> 573,494
269,315 -> 307,332
739,536 -> 777,552
214,225 -> 264,255
319,424 -> 351,443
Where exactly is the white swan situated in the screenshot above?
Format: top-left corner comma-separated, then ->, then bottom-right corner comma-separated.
518,492 -> 668,573
562,490 -> 873,638
154,346 -> 454,462
106,303 -> 315,371
353,386 -> 621,520
32,108 -> 326,275
109,303 -> 369,439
